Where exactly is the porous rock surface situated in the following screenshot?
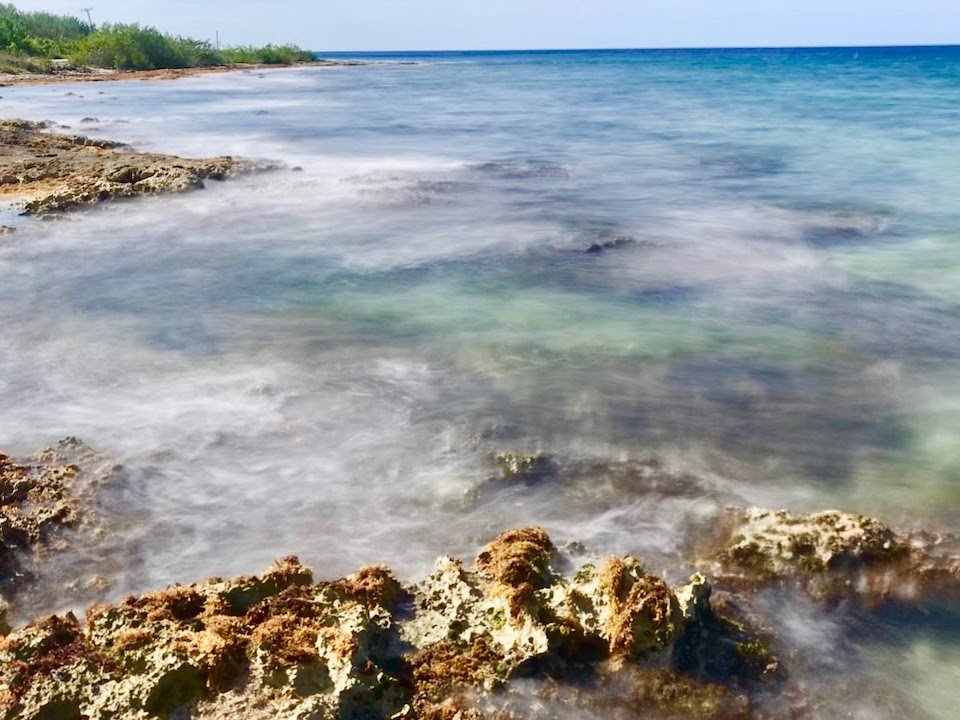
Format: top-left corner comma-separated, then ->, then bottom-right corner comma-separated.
0,119 -> 270,216
0,439 -> 118,634
711,507 -> 960,604
4,441 -> 953,718
0,528 -> 777,720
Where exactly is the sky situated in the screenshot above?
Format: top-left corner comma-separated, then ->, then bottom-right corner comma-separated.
11,1 -> 960,51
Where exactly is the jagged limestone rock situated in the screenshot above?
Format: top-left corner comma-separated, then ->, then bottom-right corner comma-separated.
566,556 -> 681,659
0,558 -> 410,720
0,528 -> 766,719
0,119 -> 276,216
712,507 -> 960,604
403,528 -> 687,672
493,453 -> 553,482
400,528 -> 732,719
0,439 -> 119,629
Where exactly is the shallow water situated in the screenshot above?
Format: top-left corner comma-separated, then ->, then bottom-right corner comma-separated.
2,47 -> 960,716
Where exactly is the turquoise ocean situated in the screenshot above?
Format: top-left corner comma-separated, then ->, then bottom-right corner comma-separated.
2,46 -> 960,716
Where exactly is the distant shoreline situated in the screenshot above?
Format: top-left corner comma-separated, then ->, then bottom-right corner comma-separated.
0,59 -> 364,87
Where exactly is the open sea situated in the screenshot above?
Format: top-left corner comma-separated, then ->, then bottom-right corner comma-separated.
2,46 -> 960,716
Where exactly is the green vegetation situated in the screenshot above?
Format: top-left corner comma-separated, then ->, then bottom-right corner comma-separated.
69,24 -> 223,70
221,44 -> 314,65
0,3 -> 313,72
0,50 -> 49,73
0,3 -> 91,56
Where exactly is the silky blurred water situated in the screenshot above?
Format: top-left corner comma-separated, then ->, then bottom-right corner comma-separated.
2,46 -> 960,715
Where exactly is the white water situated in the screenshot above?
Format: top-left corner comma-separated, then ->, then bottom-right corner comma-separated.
2,50 -> 960,717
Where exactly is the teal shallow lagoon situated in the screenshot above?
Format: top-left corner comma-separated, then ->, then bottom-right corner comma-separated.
2,46 -> 960,717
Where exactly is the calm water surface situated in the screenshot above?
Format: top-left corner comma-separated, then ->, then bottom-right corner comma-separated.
2,47 -> 959,717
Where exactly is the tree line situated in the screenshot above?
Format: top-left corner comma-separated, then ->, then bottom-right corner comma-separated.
0,3 -> 313,72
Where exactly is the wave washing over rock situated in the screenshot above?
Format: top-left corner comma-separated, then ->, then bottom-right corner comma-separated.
2,445 -> 959,719
0,529 -> 770,720
3,49 -> 960,720
0,440 -> 121,633
0,119 -> 275,218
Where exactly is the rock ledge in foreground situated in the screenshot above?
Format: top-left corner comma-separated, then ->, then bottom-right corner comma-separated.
0,528 -> 777,720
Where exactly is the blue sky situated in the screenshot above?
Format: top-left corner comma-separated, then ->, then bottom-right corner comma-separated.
11,1 -> 960,51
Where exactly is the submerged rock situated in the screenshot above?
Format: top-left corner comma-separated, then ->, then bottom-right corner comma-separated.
710,507 -> 960,605
0,119 -> 276,216
599,666 -> 754,720
583,235 -> 636,254
464,453 -> 559,506
493,453 -> 554,482
0,439 -> 118,627
0,528 -> 776,719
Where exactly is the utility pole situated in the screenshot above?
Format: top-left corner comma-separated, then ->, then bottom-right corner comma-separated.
215,31 -> 220,51
81,7 -> 94,27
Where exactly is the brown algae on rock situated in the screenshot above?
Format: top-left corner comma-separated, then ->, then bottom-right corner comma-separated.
7,481 -> 951,719
401,527 -> 769,718
0,527 -> 776,719
1,557 -> 409,719
579,556 -> 680,659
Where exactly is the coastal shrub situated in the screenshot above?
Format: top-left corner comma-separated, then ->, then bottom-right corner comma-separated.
221,44 -> 314,65
0,3 -> 312,71
69,24 -> 222,70
174,37 -> 224,67
68,26 -> 311,70
0,49 -> 50,73
0,12 -> 29,53
0,3 -> 91,56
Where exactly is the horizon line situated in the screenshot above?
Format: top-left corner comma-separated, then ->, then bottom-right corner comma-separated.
315,42 -> 960,54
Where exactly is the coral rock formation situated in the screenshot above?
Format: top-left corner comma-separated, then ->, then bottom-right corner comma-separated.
0,528 -> 773,719
5,442 -> 947,720
0,439 -> 117,633
0,119 -> 273,216
712,507 -> 960,605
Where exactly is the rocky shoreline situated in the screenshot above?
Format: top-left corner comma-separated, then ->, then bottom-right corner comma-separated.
0,61 -> 359,88
2,443 -> 958,719
0,119 -> 276,224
